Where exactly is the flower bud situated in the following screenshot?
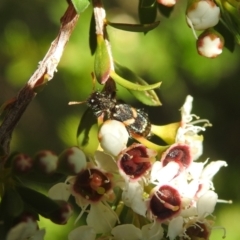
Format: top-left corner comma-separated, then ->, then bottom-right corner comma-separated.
49,200 -> 73,225
34,150 -> 58,174
11,153 -> 33,174
186,0 -> 220,32
197,28 -> 224,58
98,120 -> 129,156
58,147 -> 87,175
157,0 -> 177,7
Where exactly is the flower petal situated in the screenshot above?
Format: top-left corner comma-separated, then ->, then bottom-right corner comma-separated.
48,183 -> 71,201
167,216 -> 184,240
197,190 -> 218,219
122,181 -> 147,216
94,151 -> 118,173
68,226 -> 96,240
141,222 -> 164,240
87,202 -> 118,234
111,224 -> 142,240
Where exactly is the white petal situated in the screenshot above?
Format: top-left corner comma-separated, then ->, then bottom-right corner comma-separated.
181,95 -> 193,122
31,229 -> 46,240
6,220 -> 41,240
68,147 -> 87,173
156,161 -> 180,184
94,151 -> 118,173
68,226 -> 96,240
167,216 -> 184,240
122,181 -> 147,216
111,224 -> 142,240
197,190 -> 218,219
201,160 -> 227,180
48,183 -> 71,201
180,206 -> 197,218
141,222 -> 163,240
98,120 -> 129,156
87,202 -> 117,234
188,162 -> 204,180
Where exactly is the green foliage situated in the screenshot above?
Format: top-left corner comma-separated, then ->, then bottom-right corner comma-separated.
71,0 -> 90,13
114,62 -> 162,106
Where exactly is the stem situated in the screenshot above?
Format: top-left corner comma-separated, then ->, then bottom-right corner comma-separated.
0,2 -> 79,166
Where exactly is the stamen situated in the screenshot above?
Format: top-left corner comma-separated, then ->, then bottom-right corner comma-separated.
133,157 -> 151,163
102,200 -> 121,224
217,199 -> 233,204
212,226 -> 227,239
74,204 -> 89,225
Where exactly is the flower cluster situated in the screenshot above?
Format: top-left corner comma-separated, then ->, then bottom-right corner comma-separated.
48,95 -> 227,240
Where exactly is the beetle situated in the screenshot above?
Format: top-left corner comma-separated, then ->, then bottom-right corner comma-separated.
86,90 -> 151,137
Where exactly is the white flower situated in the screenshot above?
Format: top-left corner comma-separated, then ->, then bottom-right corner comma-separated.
176,95 -> 211,160
98,120 -> 129,156
111,222 -> 163,240
6,219 -> 45,240
48,150 -> 120,234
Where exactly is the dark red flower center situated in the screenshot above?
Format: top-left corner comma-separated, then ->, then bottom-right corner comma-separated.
73,168 -> 111,202
150,185 -> 181,222
119,145 -> 151,179
162,144 -> 191,169
184,222 -> 210,240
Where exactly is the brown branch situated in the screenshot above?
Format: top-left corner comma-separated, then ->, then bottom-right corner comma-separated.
0,3 -> 79,166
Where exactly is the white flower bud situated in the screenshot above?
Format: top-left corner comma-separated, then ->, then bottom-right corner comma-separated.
34,150 -> 58,174
186,0 -> 220,31
197,29 -> 224,58
98,120 -> 129,156
157,0 -> 177,7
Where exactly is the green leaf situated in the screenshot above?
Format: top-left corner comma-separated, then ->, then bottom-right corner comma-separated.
71,0 -> 90,13
214,21 -> 235,52
157,4 -> 175,18
110,71 -> 161,91
114,62 -> 161,106
16,171 -> 65,184
215,0 -> 240,44
16,186 -> 60,218
89,12 -> 97,55
77,108 -> 99,155
138,0 -> 157,26
0,188 -> 24,218
107,21 -> 160,33
94,35 -> 111,84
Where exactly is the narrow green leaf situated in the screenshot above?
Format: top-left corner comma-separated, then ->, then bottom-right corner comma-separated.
138,0 -> 157,26
110,71 -> 161,91
107,21 -> 160,32
89,12 -> 97,55
114,62 -> 161,106
94,35 -> 111,84
214,21 -> 235,52
77,108 -> 99,155
215,0 -> 240,44
0,188 -> 24,218
71,0 -> 90,13
16,186 -> 60,217
17,171 -> 65,184
157,4 -> 175,18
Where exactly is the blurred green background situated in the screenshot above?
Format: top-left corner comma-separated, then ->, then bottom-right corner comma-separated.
1,0 -> 240,239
